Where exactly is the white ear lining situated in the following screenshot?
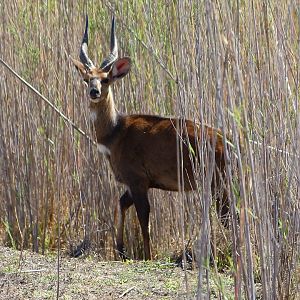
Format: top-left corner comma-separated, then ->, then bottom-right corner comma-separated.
111,64 -> 119,77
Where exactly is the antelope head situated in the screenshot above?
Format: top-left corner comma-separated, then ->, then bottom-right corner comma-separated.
72,16 -> 131,103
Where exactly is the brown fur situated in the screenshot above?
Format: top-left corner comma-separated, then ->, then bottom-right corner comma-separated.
72,57 -> 229,260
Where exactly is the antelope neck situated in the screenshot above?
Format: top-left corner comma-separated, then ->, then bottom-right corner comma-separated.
89,89 -> 119,146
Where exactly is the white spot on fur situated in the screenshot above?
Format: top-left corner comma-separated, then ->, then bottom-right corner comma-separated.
97,143 -> 111,155
90,110 -> 97,122
125,186 -> 132,197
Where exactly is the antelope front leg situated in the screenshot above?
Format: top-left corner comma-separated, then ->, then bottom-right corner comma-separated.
131,189 -> 151,260
115,191 -> 133,260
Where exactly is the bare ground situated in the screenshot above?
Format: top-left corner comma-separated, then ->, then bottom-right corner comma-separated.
0,246 -> 235,299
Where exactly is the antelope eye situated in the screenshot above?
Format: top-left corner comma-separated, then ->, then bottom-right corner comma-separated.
101,78 -> 109,84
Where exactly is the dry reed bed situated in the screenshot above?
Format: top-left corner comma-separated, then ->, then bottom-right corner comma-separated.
0,1 -> 299,299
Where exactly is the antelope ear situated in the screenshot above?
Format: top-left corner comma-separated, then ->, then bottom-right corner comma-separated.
70,57 -> 87,77
110,57 -> 131,80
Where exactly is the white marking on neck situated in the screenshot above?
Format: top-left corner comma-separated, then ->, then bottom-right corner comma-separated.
97,143 -> 111,156
90,110 -> 98,123
125,186 -> 132,197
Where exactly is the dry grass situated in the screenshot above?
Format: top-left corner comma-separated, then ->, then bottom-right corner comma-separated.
0,245 -> 238,299
0,0 -> 299,298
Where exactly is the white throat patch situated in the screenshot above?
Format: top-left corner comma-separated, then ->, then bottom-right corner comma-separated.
97,143 -> 111,156
90,110 -> 98,122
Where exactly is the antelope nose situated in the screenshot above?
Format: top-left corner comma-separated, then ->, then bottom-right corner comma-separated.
90,88 -> 100,99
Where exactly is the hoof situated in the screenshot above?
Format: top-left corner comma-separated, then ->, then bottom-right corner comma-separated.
70,238 -> 90,257
117,245 -> 129,261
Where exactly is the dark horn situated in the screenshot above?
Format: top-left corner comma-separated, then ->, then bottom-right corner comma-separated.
100,16 -> 118,72
79,15 -> 95,69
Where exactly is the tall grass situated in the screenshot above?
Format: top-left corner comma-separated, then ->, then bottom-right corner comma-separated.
0,0 -> 299,298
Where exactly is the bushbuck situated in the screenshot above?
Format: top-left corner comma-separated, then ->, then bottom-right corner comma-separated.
71,16 -> 229,260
